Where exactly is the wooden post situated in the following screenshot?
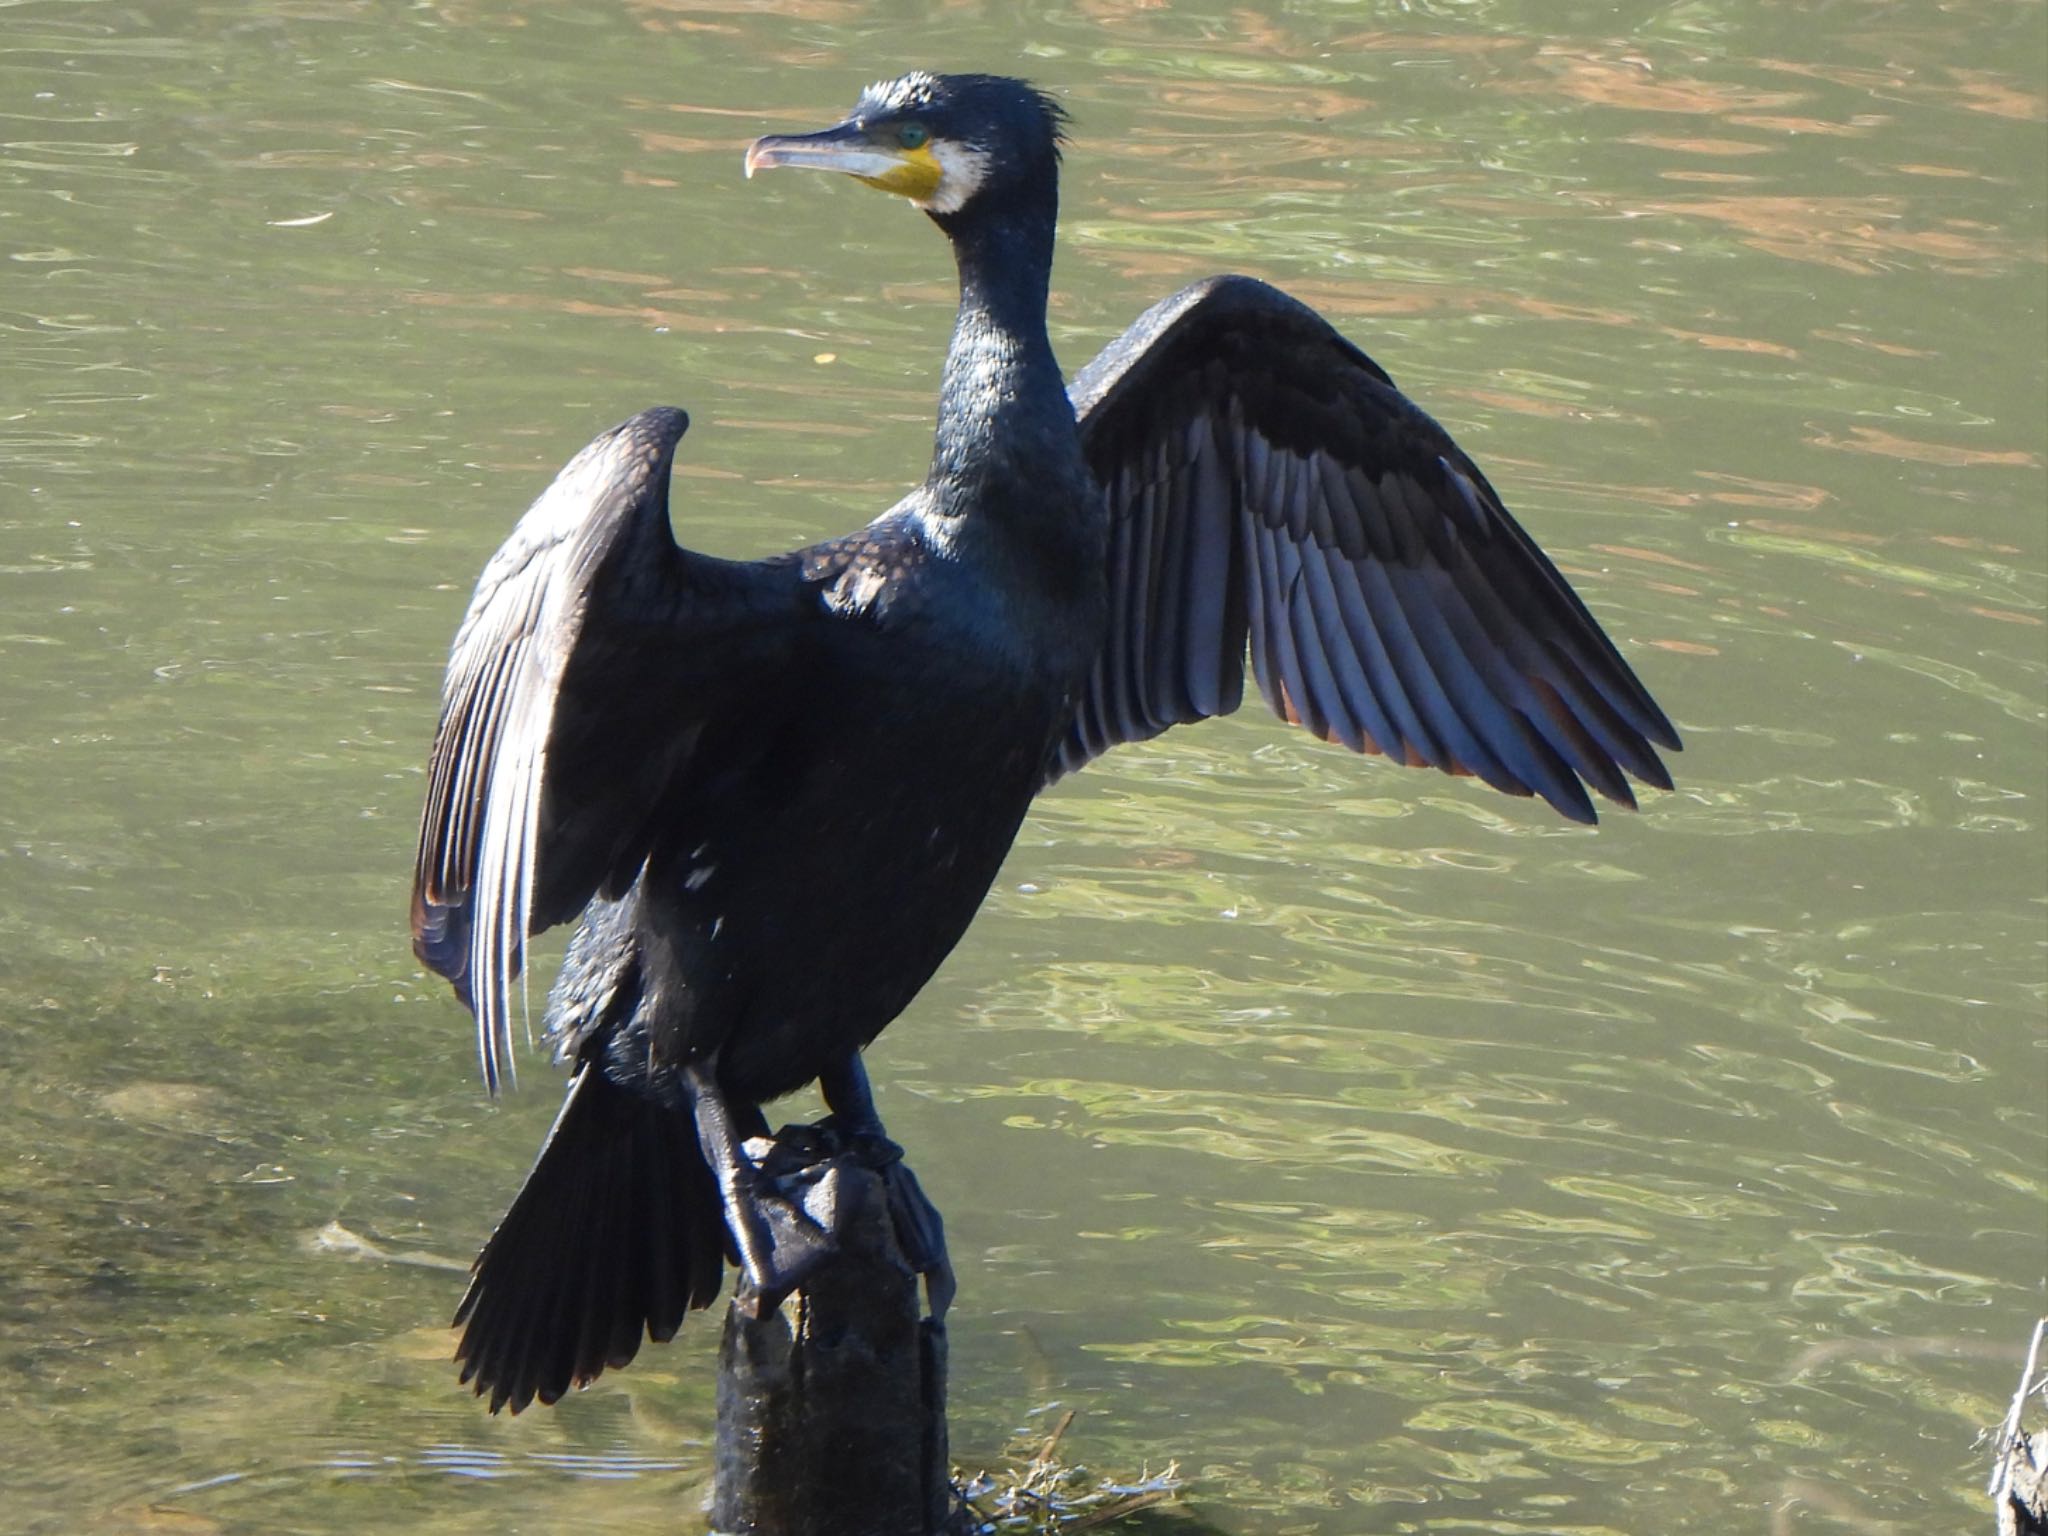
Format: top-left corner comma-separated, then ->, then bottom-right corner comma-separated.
710,1127 -> 952,1536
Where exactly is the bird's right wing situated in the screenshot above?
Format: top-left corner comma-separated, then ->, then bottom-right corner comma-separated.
411,407 -> 798,1091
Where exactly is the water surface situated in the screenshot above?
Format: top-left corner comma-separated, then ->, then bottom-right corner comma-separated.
2,2 -> 2042,1532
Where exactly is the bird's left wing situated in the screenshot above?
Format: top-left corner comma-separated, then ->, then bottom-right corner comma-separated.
411,407 -> 799,1090
1053,275 -> 1680,821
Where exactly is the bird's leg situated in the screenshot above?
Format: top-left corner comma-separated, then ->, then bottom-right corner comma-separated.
817,1052 -> 887,1136
819,1056 -> 956,1321
680,1059 -> 835,1317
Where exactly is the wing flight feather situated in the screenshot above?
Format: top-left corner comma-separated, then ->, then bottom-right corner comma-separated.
1054,275 -> 1680,817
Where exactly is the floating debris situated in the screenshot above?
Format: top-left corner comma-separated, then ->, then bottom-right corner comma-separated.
303,1220 -> 470,1273
953,1409 -> 1185,1533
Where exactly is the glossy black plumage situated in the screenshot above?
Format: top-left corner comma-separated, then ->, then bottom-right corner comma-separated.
412,72 -> 1678,1414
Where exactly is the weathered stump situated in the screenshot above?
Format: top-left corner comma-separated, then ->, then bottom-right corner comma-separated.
710,1126 -> 952,1536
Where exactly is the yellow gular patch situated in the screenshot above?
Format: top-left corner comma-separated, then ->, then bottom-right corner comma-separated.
856,144 -> 943,203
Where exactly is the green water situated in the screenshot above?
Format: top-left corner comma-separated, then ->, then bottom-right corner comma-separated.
2,2 -> 2042,1532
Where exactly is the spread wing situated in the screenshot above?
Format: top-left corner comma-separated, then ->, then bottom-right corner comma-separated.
1054,275 -> 1680,820
410,407 -> 799,1089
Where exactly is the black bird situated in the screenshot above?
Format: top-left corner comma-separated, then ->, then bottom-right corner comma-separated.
412,72 -> 1679,1414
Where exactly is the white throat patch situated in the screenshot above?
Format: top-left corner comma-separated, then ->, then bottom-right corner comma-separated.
919,141 -> 992,216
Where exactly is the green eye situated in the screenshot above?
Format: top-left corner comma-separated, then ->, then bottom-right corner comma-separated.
896,123 -> 929,150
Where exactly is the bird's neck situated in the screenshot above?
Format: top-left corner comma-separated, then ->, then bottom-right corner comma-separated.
925,202 -> 1078,511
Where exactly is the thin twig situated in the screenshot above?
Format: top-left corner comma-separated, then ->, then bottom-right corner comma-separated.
1990,1316 -> 2047,1498
1034,1408 -> 1078,1468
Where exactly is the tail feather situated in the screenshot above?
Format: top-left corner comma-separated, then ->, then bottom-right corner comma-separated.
454,1064 -> 727,1413
636,1107 -> 688,1348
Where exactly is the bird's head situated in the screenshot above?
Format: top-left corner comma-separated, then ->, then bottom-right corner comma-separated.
744,72 -> 1065,221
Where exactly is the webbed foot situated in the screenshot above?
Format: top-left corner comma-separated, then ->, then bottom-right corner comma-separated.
682,1062 -> 838,1317
820,1057 -> 956,1321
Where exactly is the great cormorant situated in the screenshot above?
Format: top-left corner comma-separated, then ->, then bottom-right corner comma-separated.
411,72 -> 1679,1414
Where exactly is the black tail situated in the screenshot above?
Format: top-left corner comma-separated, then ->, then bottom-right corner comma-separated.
454,1065 -> 728,1413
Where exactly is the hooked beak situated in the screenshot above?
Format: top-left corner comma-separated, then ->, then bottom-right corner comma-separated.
745,121 -> 943,203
